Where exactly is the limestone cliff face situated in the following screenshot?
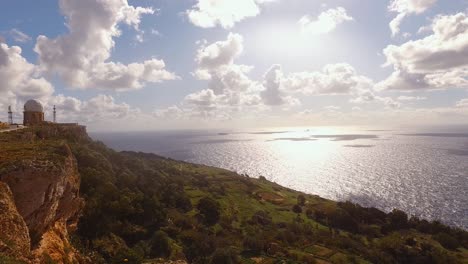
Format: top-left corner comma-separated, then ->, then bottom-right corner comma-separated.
1,144 -> 83,241
0,128 -> 86,263
0,182 -> 31,260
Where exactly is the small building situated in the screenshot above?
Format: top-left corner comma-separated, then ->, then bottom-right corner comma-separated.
23,99 -> 45,126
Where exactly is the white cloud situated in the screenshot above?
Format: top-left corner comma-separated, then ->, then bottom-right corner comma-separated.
49,94 -> 139,123
397,95 -> 427,101
186,0 -> 273,29
151,29 -> 162,37
261,65 -> 299,106
34,0 -> 177,91
9,29 -> 32,43
378,96 -> 401,109
153,105 -> 184,119
156,33 -> 293,121
194,33 -> 244,79
283,63 -> 374,95
388,0 -> 436,36
299,7 -> 353,35
456,98 -> 468,108
324,105 -> 341,111
0,43 -> 53,104
378,12 -> 468,90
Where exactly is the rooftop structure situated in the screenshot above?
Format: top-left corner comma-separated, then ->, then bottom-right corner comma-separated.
23,99 -> 45,126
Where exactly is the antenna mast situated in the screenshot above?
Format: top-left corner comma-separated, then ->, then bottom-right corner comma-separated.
53,105 -> 57,123
8,106 -> 13,125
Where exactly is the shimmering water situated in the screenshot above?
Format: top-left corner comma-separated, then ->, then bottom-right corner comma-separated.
91,127 -> 468,229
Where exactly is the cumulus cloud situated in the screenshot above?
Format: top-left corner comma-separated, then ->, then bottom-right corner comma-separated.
49,94 -> 139,123
186,0 -> 274,29
261,65 -> 300,106
156,33 -> 286,120
34,0 -> 177,91
388,0 -> 436,36
0,43 -> 53,104
156,32 -> 405,123
194,33 -> 244,80
191,33 -> 262,111
378,12 -> 468,90
299,7 -> 353,35
283,63 -> 373,96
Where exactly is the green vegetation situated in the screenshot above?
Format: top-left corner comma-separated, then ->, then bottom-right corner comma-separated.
1,127 -> 468,264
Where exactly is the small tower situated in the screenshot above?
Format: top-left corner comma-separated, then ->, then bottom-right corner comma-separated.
8,106 -> 13,125
53,105 -> 57,123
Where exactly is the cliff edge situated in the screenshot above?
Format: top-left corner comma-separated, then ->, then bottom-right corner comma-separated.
0,125 -> 86,263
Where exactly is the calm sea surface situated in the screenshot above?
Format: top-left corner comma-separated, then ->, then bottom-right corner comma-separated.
91,126 -> 468,229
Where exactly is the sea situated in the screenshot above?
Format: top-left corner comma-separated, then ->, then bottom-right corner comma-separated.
91,126 -> 468,230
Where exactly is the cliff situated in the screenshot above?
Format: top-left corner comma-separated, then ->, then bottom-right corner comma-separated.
1,126 -> 467,264
0,182 -> 30,261
0,125 -> 86,263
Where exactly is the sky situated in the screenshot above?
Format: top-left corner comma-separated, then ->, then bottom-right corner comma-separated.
0,0 -> 467,131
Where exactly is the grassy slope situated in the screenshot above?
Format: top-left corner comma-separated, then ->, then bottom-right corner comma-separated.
0,127 -> 467,264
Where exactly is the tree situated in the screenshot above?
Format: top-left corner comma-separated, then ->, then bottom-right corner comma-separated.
197,197 -> 221,226
292,204 -> 302,214
150,231 -> 171,258
297,195 -> 306,206
388,209 -> 408,230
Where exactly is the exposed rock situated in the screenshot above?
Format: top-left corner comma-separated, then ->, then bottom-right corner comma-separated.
1,144 -> 83,244
32,221 -> 84,264
0,140 -> 85,263
0,182 -> 31,260
256,191 -> 285,205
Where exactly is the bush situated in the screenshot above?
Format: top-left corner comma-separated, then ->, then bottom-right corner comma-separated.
388,209 -> 408,230
197,197 -> 221,226
292,204 -> 302,214
243,234 -> 265,253
433,233 -> 460,250
210,248 -> 241,264
297,195 -> 306,206
329,209 -> 359,233
150,231 -> 171,258
250,211 -> 272,226
180,230 -> 216,263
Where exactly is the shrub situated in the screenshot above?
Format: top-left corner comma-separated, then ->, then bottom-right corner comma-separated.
329,209 -> 359,233
388,209 -> 408,230
243,234 -> 265,253
197,197 -> 221,226
292,204 -> 302,214
180,230 -> 216,263
250,211 -> 272,226
210,248 -> 241,264
150,231 -> 171,258
433,233 -> 460,250
297,195 -> 306,206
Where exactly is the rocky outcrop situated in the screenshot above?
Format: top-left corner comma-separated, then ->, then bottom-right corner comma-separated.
1,144 -> 83,241
0,182 -> 31,260
32,221 -> 84,264
0,142 -> 85,263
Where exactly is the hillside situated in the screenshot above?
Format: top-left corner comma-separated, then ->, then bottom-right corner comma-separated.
0,126 -> 467,264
